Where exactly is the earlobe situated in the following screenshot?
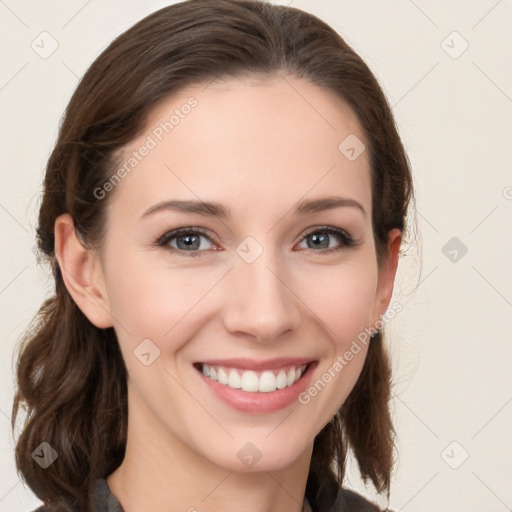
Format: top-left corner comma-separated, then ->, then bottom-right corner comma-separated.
373,228 -> 402,322
54,213 -> 113,329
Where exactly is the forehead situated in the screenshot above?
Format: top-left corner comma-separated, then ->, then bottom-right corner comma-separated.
107,74 -> 371,222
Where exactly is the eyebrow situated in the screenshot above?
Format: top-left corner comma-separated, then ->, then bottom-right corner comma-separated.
140,196 -> 366,219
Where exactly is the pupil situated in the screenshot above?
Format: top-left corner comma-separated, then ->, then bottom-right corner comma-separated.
180,234 -> 198,250
311,233 -> 327,248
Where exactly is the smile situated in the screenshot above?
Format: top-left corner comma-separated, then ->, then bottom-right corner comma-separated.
193,357 -> 317,413
198,363 -> 308,393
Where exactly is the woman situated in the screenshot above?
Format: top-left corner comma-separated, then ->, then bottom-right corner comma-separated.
12,1 -> 413,511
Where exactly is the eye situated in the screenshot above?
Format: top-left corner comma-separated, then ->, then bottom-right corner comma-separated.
155,228 -> 217,257
154,225 -> 356,258
296,226 -> 355,254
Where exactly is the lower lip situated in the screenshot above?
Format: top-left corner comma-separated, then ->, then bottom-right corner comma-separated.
196,363 -> 317,413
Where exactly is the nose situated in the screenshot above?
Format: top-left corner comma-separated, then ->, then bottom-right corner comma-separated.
222,250 -> 302,344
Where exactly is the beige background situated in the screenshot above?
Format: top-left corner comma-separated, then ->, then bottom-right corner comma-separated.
1,1 -> 511,510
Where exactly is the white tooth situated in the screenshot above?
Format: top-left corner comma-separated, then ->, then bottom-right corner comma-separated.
217,367 -> 228,385
276,370 -> 287,389
286,367 -> 296,386
205,365 -> 306,391
259,371 -> 277,392
241,370 -> 259,392
228,369 -> 242,388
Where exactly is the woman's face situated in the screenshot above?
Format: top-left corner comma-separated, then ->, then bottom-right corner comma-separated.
88,75 -> 398,472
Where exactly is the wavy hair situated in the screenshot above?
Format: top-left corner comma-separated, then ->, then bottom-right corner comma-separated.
12,1 -> 413,510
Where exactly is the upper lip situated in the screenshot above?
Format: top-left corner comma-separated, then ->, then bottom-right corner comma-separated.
195,357 -> 316,371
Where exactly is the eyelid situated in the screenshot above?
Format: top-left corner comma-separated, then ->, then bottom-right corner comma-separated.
297,225 -> 353,244
155,227 -> 219,249
154,225 -> 357,256
294,225 -> 356,253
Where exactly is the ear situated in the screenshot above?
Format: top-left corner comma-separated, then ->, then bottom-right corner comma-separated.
54,213 -> 113,329
371,228 -> 402,324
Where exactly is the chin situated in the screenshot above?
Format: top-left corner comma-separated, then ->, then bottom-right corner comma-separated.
199,436 -> 311,474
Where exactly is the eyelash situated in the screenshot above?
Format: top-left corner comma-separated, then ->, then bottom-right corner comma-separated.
153,226 -> 356,258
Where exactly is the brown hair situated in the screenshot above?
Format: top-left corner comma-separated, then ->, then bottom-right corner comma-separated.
12,1 -> 413,510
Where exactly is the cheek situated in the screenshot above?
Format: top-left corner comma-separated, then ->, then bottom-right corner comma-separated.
104,222 -> 380,337
292,256 -> 378,423
103,252 -> 225,347
104,244 -> 379,345
294,255 -> 379,342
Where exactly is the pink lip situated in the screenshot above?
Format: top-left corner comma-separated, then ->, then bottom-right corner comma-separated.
195,361 -> 318,414
196,357 -> 315,371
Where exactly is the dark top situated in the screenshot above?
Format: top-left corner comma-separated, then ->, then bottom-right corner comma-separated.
32,478 -> 384,511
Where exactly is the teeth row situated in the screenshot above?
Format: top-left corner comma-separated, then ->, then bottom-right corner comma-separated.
201,364 -> 307,393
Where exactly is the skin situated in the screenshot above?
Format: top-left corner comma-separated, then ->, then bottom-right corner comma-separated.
55,74 -> 401,512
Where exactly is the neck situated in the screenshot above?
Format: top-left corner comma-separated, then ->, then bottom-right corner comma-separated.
106,385 -> 313,512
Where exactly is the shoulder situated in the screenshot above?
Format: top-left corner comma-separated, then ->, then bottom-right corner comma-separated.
28,479 -> 114,512
30,504 -> 77,512
329,487 -> 383,512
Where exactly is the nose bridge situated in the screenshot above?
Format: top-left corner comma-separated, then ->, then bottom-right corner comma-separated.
222,242 -> 301,342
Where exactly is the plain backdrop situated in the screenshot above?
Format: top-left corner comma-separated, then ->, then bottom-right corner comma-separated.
1,1 -> 511,510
